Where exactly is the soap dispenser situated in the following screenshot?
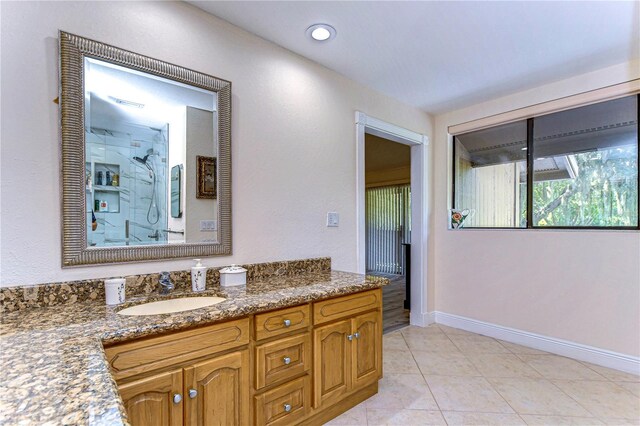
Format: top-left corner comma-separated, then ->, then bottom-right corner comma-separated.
191,259 -> 207,292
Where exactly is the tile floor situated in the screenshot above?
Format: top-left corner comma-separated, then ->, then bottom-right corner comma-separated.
325,324 -> 640,426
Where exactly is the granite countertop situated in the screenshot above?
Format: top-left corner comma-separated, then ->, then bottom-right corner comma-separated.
0,271 -> 387,425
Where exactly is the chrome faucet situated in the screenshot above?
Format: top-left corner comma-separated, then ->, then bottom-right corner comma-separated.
158,271 -> 174,295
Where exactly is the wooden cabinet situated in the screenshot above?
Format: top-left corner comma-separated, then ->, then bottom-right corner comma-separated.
352,310 -> 382,389
106,319 -> 250,426
184,350 -> 250,426
255,304 -> 309,341
105,318 -> 249,381
255,333 -> 311,389
313,319 -> 352,407
313,290 -> 380,326
119,369 -> 183,426
118,350 -> 250,426
254,376 -> 311,426
313,293 -> 382,409
108,289 -> 382,426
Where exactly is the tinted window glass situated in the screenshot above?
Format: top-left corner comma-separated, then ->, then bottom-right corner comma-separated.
532,96 -> 638,227
454,121 -> 528,228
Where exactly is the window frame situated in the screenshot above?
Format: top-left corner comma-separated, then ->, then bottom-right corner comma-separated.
451,93 -> 640,231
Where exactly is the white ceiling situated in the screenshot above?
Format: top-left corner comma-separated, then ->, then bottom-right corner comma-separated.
188,1 -> 639,114
86,57 -> 215,131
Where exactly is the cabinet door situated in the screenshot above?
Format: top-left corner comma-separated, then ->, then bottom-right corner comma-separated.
183,350 -> 250,426
313,319 -> 352,408
119,369 -> 183,426
351,310 -> 382,389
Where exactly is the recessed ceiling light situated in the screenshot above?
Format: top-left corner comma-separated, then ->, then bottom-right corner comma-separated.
306,24 -> 337,42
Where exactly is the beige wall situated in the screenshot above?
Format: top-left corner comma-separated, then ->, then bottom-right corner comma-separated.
0,1 -> 432,286
167,109 -> 186,243
185,107 -> 217,243
432,60 -> 640,356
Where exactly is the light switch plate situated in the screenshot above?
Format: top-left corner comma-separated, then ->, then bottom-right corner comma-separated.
200,220 -> 217,231
327,212 -> 339,227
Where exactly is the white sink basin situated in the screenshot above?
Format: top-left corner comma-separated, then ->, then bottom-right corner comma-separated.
117,296 -> 226,316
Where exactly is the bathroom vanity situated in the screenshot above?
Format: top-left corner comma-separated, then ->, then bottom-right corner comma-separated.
105,289 -> 382,425
0,268 -> 386,425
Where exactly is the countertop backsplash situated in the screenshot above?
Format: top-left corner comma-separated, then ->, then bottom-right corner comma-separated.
0,257 -> 331,314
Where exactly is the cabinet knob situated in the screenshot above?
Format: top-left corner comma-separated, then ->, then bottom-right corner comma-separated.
354,332 -> 360,339
189,389 -> 198,399
173,393 -> 182,404
347,334 -> 353,341
283,356 -> 291,365
283,319 -> 291,327
284,403 -> 292,412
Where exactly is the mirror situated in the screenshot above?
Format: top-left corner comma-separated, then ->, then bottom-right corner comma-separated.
60,31 -> 231,266
171,165 -> 182,219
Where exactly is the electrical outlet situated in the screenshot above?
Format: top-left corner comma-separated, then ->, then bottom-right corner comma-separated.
200,220 -> 217,231
327,212 -> 339,227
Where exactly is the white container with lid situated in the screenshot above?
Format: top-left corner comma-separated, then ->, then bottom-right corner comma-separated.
105,278 -> 126,305
219,264 -> 247,287
191,259 -> 207,292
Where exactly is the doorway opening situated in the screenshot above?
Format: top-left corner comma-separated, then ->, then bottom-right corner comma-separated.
356,111 -> 429,333
365,134 -> 411,332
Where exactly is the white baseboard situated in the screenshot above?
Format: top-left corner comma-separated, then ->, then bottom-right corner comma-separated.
431,311 -> 640,375
410,311 -> 435,327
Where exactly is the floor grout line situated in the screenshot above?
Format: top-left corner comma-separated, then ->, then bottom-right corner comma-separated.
402,326 -> 449,425
335,324 -> 639,425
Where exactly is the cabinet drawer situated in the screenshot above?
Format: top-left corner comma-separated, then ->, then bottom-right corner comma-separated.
254,376 -> 310,426
313,289 -> 381,325
105,318 -> 249,380
256,333 -> 311,389
255,304 -> 309,341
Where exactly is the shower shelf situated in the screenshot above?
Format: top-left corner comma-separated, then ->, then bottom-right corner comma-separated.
90,185 -> 121,192
85,161 -> 122,214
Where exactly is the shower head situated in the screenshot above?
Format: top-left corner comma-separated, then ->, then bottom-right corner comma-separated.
133,154 -> 149,164
134,149 -> 159,165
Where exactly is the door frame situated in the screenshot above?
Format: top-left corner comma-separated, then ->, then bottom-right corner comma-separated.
355,112 -> 430,327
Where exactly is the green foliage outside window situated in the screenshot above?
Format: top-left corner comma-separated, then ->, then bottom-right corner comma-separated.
531,148 -> 638,227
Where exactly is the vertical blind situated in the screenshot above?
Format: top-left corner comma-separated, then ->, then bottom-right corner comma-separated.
366,184 -> 411,274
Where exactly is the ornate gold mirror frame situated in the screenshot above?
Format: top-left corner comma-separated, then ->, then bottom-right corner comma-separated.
59,31 -> 232,266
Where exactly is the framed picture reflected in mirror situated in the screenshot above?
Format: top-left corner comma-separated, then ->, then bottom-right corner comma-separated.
197,156 -> 217,199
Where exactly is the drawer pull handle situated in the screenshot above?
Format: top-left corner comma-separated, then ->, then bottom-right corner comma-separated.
354,332 -> 360,339
347,334 -> 353,341
173,393 -> 182,404
188,389 -> 198,399
283,319 -> 291,327
284,403 -> 292,412
283,356 -> 291,365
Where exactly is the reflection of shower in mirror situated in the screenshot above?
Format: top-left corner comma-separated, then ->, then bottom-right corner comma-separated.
78,53 -> 221,252
86,123 -> 169,247
132,149 -> 161,225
